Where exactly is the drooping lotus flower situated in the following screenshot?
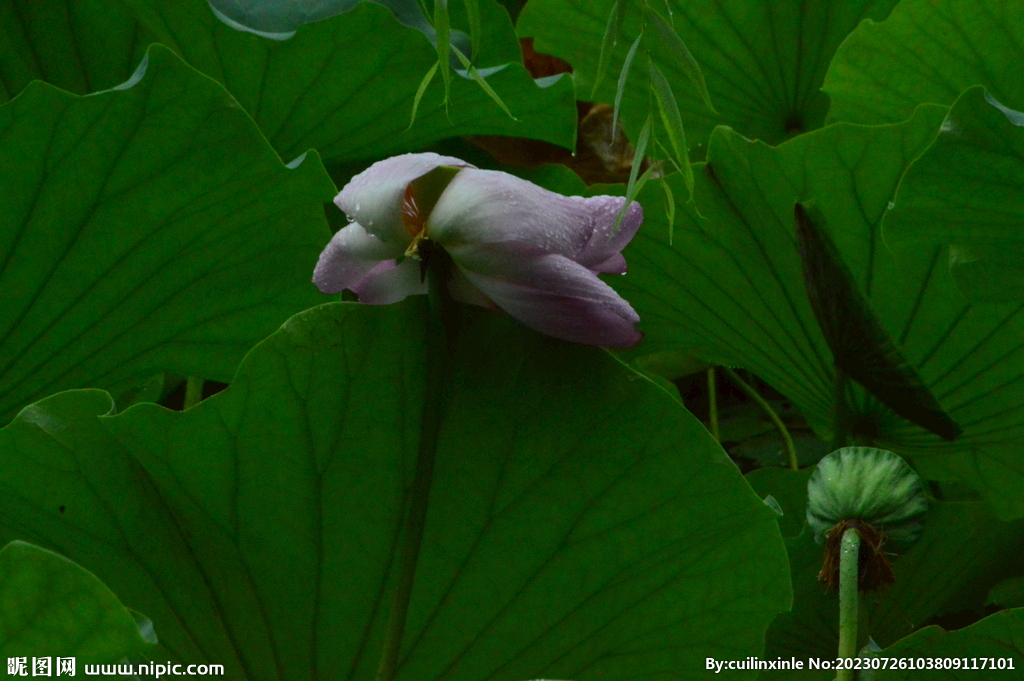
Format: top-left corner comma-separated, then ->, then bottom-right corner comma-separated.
313,152 -> 643,348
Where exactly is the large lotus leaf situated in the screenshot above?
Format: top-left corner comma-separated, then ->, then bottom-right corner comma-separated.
884,86 -> 1024,303
989,577 -> 1024,609
0,300 -> 791,680
0,541 -> 155,664
745,466 -> 831,676
745,467 -> 813,538
746,466 -> 1024,675
517,0 -> 898,154
875,609 -> 1024,680
763,533 -> 838,678
0,0 -> 156,103
824,0 -> 1024,126
610,107 -> 1024,517
207,0 -> 510,66
208,0 -> 397,35
122,0 -> 576,165
865,501 -> 1024,648
0,45 -> 333,425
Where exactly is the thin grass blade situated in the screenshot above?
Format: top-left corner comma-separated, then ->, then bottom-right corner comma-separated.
592,0 -> 625,98
649,60 -> 694,196
613,114 -> 652,235
435,0 -> 452,109
661,176 -> 676,245
452,45 -> 517,120
407,60 -> 440,130
463,0 -> 481,61
612,32 -> 643,143
645,6 -> 716,114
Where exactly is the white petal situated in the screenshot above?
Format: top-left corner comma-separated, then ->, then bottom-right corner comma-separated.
590,252 -> 627,274
428,169 -> 642,270
335,153 -> 473,245
452,242 -> 642,348
351,258 -> 427,305
312,223 -> 404,294
447,265 -> 498,309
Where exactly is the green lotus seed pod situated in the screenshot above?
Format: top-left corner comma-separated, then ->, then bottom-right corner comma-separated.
807,447 -> 928,547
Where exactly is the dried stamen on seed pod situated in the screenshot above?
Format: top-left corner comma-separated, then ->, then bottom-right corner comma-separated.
817,519 -> 894,592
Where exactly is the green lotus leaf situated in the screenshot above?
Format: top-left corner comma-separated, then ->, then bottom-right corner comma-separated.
206,0 -> 490,65
875,609 -> 1024,679
0,541 -> 156,665
0,0 -> 575,165
0,0 -> 155,103
609,106 -> 1024,518
0,301 -> 791,679
518,0 -> 899,153
124,0 -> 576,164
884,86 -> 1024,303
0,44 -> 334,425
988,577 -> 1024,610
824,0 -> 1024,125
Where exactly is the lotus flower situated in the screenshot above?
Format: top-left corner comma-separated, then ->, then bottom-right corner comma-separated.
313,153 -> 643,348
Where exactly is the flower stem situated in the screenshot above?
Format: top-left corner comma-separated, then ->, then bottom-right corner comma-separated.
707,367 -> 720,441
837,526 -> 861,681
183,377 -> 204,410
375,244 -> 458,681
723,367 -> 798,470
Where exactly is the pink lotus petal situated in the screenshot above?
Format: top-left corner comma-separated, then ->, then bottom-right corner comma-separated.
336,152 -> 473,246
428,169 -> 643,270
447,266 -> 499,309
590,252 -> 627,275
351,258 -> 427,305
313,223 -> 403,294
452,242 -> 642,348
317,153 -> 644,348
